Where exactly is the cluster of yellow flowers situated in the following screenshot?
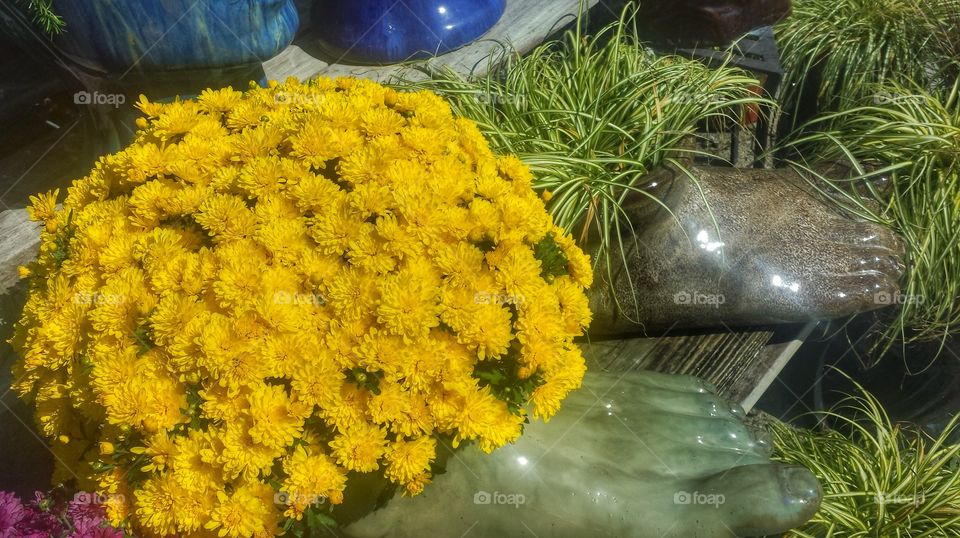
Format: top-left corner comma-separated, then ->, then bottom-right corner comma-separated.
11,77 -> 592,537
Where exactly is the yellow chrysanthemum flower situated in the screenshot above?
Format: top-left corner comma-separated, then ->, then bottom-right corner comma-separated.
248,383 -> 307,449
11,77 -> 592,537
205,483 -> 274,538
131,432 -> 177,473
451,302 -> 515,360
280,446 -> 348,519
384,436 -> 437,495
376,272 -> 441,342
553,275 -> 594,335
198,87 -> 244,113
27,188 -> 59,225
329,421 -> 388,472
135,474 -> 182,537
218,421 -> 283,481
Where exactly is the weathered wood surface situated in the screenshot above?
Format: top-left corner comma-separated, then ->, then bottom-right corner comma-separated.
264,0 -> 600,82
739,322 -> 816,410
0,209 -> 38,294
0,209 -> 36,412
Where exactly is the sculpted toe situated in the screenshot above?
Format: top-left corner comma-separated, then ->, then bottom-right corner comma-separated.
694,464 -> 822,537
746,426 -> 773,458
811,268 -> 902,318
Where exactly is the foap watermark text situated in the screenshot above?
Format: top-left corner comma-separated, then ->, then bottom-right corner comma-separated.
75,91 -> 126,108
874,291 -> 923,306
673,291 -> 726,308
674,491 -> 725,508
474,490 -> 526,508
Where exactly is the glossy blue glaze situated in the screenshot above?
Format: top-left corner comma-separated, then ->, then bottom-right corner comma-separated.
50,0 -> 299,73
312,0 -> 506,64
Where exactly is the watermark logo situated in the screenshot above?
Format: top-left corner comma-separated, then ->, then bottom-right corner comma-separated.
274,491 -> 326,507
472,91 -> 526,107
73,492 -> 125,505
73,292 -> 125,306
274,91 -> 329,107
273,291 -> 326,306
875,493 -> 925,506
673,291 -> 726,308
474,291 -> 525,306
674,491 -> 725,508
670,92 -> 728,106
74,91 -> 126,108
874,291 -> 923,306
873,90 -> 925,106
473,490 -> 525,508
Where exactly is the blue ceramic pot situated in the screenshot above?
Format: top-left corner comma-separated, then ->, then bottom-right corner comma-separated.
312,0 -> 506,64
50,0 -> 299,73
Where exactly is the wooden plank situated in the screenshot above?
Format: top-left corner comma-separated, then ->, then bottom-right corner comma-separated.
739,322 -> 817,412
0,209 -> 38,294
0,209 -> 34,413
264,0 -> 600,82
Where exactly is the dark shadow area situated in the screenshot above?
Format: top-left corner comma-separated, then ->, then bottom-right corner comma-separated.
0,13 -> 98,209
757,311 -> 960,441
0,280 -> 54,497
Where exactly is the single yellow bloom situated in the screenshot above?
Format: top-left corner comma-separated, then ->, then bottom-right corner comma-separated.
384,436 -> 437,492
329,421 -> 388,472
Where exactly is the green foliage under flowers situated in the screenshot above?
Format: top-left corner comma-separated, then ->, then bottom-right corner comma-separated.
533,233 -> 569,281
775,0 -> 959,132
769,373 -> 960,537
781,80 -> 960,356
392,3 -> 768,308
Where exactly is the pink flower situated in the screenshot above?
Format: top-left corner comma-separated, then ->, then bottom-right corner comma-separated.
0,492 -> 27,538
0,491 -> 62,538
68,493 -> 122,538
68,496 -> 106,523
0,491 -> 123,538
69,523 -> 125,538
11,509 -> 63,538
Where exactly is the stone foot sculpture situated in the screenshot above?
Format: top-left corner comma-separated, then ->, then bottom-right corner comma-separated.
342,370 -> 821,537
588,163 -> 906,335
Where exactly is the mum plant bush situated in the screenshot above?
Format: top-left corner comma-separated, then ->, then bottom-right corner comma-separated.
10,77 -> 592,537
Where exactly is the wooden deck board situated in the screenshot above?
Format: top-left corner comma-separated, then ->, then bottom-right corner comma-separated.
0,209 -> 39,294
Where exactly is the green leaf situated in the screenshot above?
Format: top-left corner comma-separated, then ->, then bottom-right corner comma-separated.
14,0 -> 65,35
132,325 -> 155,356
769,369 -> 960,536
304,506 -> 337,535
473,352 -> 544,415
476,369 -> 506,386
533,233 -> 569,281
